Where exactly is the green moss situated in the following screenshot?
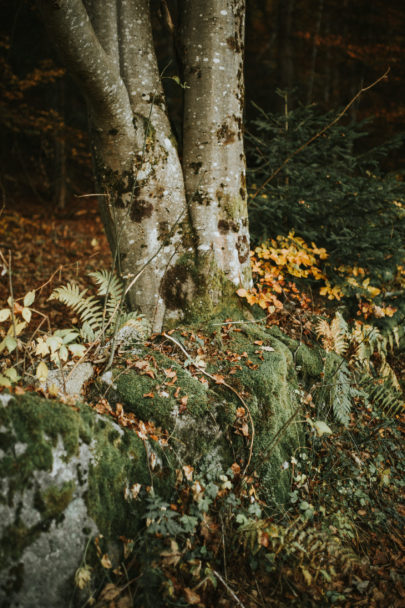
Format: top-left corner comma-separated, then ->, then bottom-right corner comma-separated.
219,324 -> 303,504
0,521 -> 40,563
86,419 -> 172,539
0,394 -> 87,507
39,481 -> 76,519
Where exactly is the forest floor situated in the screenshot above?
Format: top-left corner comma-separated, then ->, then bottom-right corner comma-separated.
0,197 -> 404,607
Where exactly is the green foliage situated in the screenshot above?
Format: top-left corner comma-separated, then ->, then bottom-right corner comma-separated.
49,270 -> 148,342
247,103 -> 405,315
315,312 -> 403,423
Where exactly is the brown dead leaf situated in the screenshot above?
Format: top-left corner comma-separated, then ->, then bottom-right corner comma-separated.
143,392 -> 155,398
100,553 -> 112,569
164,368 -> 177,378
161,539 -> 182,566
212,373 -> 225,384
231,462 -> 241,476
117,596 -> 132,608
183,465 -> 194,481
98,583 -> 120,601
183,587 -> 201,605
241,422 -> 249,437
179,395 -> 188,413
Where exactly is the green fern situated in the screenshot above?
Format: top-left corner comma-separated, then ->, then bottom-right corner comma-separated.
354,369 -> 403,417
332,363 -> 353,425
316,312 -> 403,422
49,283 -> 104,340
88,270 -> 123,319
49,270 -> 144,343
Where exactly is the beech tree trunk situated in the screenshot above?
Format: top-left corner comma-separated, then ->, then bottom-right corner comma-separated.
37,0 -> 251,331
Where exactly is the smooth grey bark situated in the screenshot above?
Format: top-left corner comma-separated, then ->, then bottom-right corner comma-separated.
37,0 -> 251,329
181,0 -> 251,300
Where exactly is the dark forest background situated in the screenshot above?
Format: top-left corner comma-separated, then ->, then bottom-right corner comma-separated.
0,0 -> 404,210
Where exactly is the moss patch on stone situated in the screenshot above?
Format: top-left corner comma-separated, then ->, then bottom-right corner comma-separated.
211,322 -> 304,504
38,481 -> 76,520
106,319 -> 309,506
0,392 -> 174,574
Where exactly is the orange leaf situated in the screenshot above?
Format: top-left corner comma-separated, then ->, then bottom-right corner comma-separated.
183,588 -> 201,605
212,373 -> 225,384
143,392 -> 154,398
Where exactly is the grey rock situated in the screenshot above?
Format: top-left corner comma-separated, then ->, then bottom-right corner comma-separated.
40,362 -> 94,397
0,435 -> 98,608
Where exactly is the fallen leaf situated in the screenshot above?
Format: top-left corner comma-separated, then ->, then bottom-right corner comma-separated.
241,422 -> 249,437
212,373 -> 225,384
179,395 -> 188,412
312,420 -> 333,437
231,462 -> 241,476
36,360 -> 49,383
183,465 -> 194,481
143,392 -> 154,398
101,553 -> 112,569
161,539 -> 181,566
164,368 -> 177,378
183,587 -> 201,605
98,583 -> 121,601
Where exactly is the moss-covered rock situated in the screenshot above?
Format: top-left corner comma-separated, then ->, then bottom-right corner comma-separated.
101,322 -> 308,506
0,392 -> 169,608
0,318 -> 345,607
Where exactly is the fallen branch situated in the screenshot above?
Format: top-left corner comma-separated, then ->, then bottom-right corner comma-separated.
213,570 -> 246,608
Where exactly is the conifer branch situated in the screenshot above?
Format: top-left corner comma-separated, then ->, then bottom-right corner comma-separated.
251,68 -> 390,200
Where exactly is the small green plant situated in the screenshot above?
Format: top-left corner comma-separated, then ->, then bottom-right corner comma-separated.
0,289 -> 88,387
49,270 -> 150,342
316,312 -> 403,421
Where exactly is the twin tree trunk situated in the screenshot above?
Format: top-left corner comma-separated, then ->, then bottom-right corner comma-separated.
38,0 -> 251,331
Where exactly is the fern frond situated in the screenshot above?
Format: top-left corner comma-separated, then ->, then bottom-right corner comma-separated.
89,270 -> 123,319
316,312 -> 348,354
89,270 -> 123,300
354,371 -> 404,417
332,364 -> 352,425
49,282 -> 103,340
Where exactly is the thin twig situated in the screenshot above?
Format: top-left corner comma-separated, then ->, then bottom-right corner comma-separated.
211,317 -> 266,326
251,68 -> 390,200
7,250 -> 18,364
162,332 -> 255,475
213,570 -> 246,608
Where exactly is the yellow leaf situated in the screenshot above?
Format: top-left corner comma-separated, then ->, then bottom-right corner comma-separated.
0,308 -> 11,322
74,565 -> 92,589
35,337 -> 50,356
101,553 -> 112,569
8,321 -> 27,336
236,288 -> 248,298
22,307 -> 32,323
36,361 -> 49,383
301,566 -> 312,585
23,290 -> 35,307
